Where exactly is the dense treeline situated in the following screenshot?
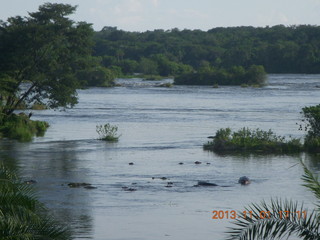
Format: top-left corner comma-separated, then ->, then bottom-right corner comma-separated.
93,25 -> 320,76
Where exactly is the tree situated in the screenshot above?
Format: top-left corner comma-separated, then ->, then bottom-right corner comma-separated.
138,57 -> 158,75
300,105 -> 320,152
301,105 -> 320,138
227,161 -> 320,240
0,3 -> 94,116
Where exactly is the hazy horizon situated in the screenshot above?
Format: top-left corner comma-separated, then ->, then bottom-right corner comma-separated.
2,0 -> 320,31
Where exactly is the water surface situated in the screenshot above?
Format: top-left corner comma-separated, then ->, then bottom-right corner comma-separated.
1,74 -> 320,240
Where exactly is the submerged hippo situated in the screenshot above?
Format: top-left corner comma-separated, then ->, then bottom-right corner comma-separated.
238,176 -> 251,185
194,181 -> 219,187
194,176 -> 251,187
24,179 -> 37,184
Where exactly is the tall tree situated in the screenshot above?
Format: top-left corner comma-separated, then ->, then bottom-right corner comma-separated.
0,3 -> 94,116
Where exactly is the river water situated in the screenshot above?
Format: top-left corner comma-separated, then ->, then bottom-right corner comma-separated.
1,74 -> 320,240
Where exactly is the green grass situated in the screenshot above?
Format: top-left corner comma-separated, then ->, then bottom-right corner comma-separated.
204,127 -> 303,154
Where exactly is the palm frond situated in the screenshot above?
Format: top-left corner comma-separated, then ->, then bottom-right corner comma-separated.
0,165 -> 71,239
300,160 -> 320,203
226,199 -> 320,240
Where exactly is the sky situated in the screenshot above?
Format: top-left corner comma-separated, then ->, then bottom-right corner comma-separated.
1,0 -> 320,32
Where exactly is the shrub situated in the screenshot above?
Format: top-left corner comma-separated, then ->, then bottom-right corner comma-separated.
300,104 -> 320,153
300,104 -> 320,138
96,123 -> 120,142
204,127 -> 303,154
304,136 -> 320,153
0,113 -> 49,142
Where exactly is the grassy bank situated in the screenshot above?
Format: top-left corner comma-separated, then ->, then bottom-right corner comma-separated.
0,113 -> 49,142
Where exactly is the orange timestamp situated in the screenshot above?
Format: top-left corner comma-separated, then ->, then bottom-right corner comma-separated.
212,210 -> 307,220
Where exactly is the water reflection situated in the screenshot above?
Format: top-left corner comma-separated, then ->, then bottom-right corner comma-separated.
0,140 -> 94,240
303,153 -> 320,171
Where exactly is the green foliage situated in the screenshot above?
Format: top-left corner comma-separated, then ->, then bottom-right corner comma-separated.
93,25 -> 320,76
0,3 -> 95,115
96,123 -> 120,142
174,65 -> 266,86
31,102 -> 47,110
300,104 -> 320,138
138,57 -> 159,75
0,165 -> 71,239
227,199 -> 320,240
0,114 -> 49,141
300,105 -> 320,153
304,137 -> 320,153
227,161 -> 320,240
204,127 -> 303,154
76,66 -> 115,87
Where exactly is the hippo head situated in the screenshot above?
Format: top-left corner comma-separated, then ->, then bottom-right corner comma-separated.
238,176 -> 251,185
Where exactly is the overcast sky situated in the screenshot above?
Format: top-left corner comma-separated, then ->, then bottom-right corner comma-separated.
1,0 -> 320,31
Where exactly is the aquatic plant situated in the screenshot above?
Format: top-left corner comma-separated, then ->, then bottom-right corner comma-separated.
96,123 -> 120,142
204,127 -> 303,154
226,161 -> 320,240
0,165 -> 71,239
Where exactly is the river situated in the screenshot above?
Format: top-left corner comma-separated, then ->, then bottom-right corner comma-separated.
1,74 -> 320,240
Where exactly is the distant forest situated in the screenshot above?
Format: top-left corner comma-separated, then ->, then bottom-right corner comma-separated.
93,25 -> 320,76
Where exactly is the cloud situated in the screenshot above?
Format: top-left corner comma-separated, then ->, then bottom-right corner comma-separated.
152,0 -> 159,7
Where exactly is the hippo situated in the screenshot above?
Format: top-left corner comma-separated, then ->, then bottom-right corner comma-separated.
238,176 -> 251,185
24,179 -> 37,184
194,181 -> 219,187
67,182 -> 97,189
194,177 -> 251,187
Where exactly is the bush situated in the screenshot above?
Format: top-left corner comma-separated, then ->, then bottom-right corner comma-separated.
204,127 -> 303,154
300,104 -> 320,138
0,113 -> 49,142
96,123 -> 120,142
304,136 -> 320,153
300,104 -> 320,153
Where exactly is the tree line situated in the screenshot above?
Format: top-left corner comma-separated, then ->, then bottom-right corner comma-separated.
93,25 -> 320,76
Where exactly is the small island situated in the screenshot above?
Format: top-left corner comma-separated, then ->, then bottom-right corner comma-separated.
174,65 -> 266,86
203,127 -> 302,154
204,105 -> 320,154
